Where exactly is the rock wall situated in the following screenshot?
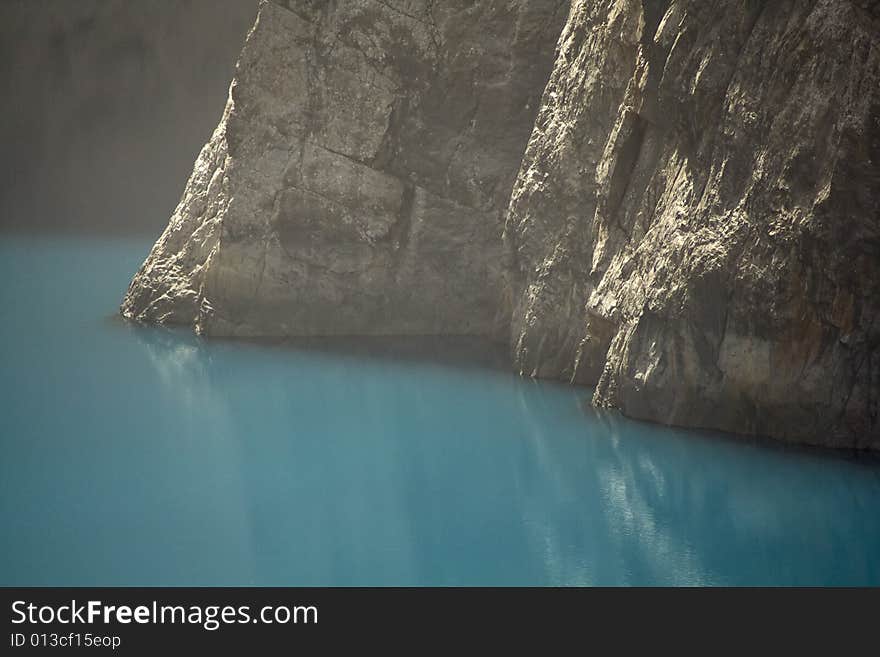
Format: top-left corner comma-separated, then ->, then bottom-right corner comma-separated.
122,0 -> 568,335
124,0 -> 880,449
505,0 -> 880,448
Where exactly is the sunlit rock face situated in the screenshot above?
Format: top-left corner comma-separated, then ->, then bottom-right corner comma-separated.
124,0 -> 879,449
505,0 -> 880,448
122,0 -> 568,336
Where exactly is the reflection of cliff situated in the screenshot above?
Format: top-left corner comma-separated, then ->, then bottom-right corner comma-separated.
127,325 -> 260,584
512,384 -> 880,585
0,0 -> 258,234
129,327 -> 425,584
129,326 -> 879,584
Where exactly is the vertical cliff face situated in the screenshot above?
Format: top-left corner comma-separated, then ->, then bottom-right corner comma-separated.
124,0 -> 880,448
122,0 -> 568,336
505,0 -> 880,448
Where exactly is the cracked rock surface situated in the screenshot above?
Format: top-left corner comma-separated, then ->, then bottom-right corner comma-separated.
505,0 -> 880,449
124,0 -> 880,449
122,0 -> 567,337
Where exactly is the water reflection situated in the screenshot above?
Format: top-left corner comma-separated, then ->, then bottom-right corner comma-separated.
513,385 -> 880,585
2,235 -> 879,586
130,328 -> 430,584
127,326 -> 880,586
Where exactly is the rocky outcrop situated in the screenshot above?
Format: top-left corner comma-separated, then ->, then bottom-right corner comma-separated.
505,0 -> 880,449
124,0 -> 880,449
122,0 -> 568,336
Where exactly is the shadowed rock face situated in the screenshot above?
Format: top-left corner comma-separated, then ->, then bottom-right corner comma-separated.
121,0 -> 568,336
505,0 -> 880,449
124,0 -> 880,449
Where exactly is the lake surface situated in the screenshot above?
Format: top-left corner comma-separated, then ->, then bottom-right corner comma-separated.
1,234 -> 879,586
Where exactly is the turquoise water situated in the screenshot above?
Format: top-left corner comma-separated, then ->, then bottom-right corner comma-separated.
1,234 -> 879,586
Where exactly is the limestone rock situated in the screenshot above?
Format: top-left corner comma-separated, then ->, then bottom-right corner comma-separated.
121,0 -> 568,337
505,0 -> 880,449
